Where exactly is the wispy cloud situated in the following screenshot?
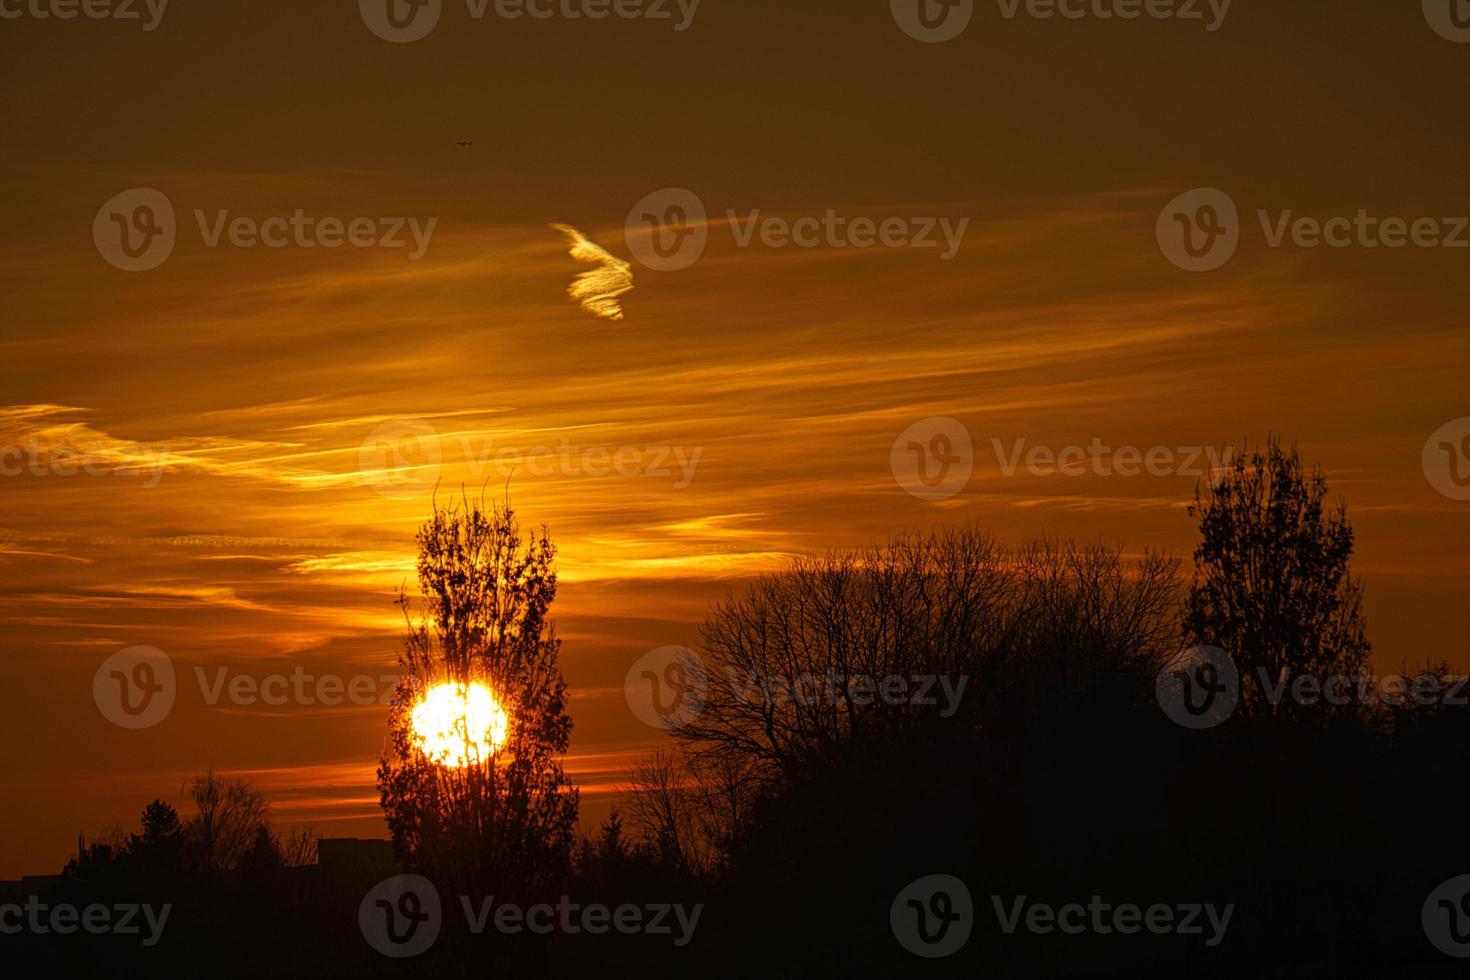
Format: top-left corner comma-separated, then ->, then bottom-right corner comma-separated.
551,224 -> 634,321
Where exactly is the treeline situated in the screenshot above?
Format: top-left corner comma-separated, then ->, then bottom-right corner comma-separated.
23,440 -> 1467,977
17,773 -> 334,976
67,772 -> 317,881
590,439 -> 1466,977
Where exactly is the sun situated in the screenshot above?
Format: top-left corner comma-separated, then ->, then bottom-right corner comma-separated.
410,681 -> 510,767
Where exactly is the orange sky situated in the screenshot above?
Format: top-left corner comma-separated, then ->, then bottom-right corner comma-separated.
2,0 -> 1468,877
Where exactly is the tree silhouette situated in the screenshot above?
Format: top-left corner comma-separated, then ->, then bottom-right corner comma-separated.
238,824 -> 283,878
673,529 -> 1180,780
1183,437 -> 1371,722
377,494 -> 578,906
622,747 -> 749,876
129,799 -> 184,873
184,771 -> 269,872
629,527 -> 1184,978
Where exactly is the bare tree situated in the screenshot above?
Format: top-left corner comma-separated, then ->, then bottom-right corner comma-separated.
673,528 -> 1180,781
276,823 -> 319,867
183,771 -> 269,872
622,747 -> 758,876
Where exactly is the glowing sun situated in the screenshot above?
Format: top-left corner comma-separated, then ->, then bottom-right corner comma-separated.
410,681 -> 510,767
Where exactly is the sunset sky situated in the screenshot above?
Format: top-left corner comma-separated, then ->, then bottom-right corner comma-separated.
3,1 -> 1468,878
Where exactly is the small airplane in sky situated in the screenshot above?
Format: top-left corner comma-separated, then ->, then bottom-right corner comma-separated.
456,140 -> 473,148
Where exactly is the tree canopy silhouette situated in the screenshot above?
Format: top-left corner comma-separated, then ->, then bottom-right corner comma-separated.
184,771 -> 269,873
377,494 -> 578,905
1183,436 -> 1371,722
670,529 -> 1181,785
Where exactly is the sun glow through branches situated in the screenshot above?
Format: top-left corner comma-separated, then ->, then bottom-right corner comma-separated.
410,682 -> 509,768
